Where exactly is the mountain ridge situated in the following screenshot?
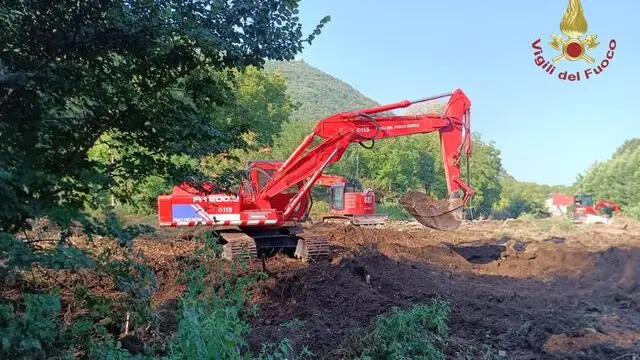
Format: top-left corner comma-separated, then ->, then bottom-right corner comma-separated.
263,60 -> 380,122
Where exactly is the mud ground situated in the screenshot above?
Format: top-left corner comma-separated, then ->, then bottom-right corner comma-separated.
137,218 -> 640,359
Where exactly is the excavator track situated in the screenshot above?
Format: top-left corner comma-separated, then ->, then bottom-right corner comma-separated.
321,215 -> 353,226
294,234 -> 330,261
322,215 -> 387,226
219,230 -> 258,261
217,227 -> 330,262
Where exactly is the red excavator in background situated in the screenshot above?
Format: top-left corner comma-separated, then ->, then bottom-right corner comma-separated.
573,193 -> 623,219
314,174 -> 388,226
157,89 -> 475,261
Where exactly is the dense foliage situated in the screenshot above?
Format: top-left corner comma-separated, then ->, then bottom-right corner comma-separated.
90,65 -> 298,215
494,175 -> 571,218
573,138 -> 640,219
348,299 -> 450,360
0,0 -> 328,234
0,0 -> 329,357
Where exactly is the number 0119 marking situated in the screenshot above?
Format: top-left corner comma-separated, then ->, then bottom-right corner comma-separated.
218,207 -> 233,213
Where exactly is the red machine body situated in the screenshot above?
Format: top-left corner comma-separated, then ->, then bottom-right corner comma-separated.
158,160 -> 299,228
157,89 -> 475,260
315,174 -> 387,225
572,193 -> 622,219
595,199 -> 622,214
342,191 -> 376,216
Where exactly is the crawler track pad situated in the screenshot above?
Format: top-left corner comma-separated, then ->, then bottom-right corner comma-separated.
352,215 -> 388,226
399,190 -> 464,231
294,235 -> 330,261
220,231 -> 258,261
322,215 -> 388,226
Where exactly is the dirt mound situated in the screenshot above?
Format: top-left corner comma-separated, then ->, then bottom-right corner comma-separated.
322,225 -> 598,280
246,224 -> 640,359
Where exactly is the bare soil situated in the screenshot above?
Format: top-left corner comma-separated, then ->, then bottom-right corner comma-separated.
234,219 -> 640,359
43,217 -> 639,359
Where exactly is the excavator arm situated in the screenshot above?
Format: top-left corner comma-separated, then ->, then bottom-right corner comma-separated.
594,200 -> 622,214
256,89 -> 474,230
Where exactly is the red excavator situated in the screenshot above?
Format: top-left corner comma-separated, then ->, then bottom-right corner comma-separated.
573,193 -> 622,219
314,174 -> 388,226
157,89 -> 475,260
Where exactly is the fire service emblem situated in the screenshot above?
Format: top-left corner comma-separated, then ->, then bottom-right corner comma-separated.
531,0 -> 616,81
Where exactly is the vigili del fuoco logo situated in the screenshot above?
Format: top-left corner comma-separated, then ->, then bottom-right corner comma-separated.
531,0 -> 616,81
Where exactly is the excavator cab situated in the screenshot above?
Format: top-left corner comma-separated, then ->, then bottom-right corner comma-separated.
572,193 -> 597,218
322,181 -> 388,225
574,193 -> 594,206
327,182 -> 356,211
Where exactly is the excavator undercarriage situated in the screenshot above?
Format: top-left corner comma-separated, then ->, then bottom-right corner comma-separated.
320,214 -> 388,226
217,226 -> 330,261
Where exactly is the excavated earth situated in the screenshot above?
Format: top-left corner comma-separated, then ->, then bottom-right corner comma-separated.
137,219 -> 640,359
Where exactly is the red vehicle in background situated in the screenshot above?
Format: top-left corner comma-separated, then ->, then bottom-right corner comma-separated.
315,174 -> 388,226
573,193 -> 622,218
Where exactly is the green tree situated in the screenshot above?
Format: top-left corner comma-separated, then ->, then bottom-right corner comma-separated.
461,134 -> 503,216
270,119 -> 317,160
0,2 -> 329,355
1,0 -> 328,232
88,65 -> 298,214
0,0 -> 329,231
495,172 -> 573,218
574,139 -> 640,218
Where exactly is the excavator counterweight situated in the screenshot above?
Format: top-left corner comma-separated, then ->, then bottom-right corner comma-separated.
157,88 -> 475,261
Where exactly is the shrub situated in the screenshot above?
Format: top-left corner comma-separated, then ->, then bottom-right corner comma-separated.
346,299 -> 450,360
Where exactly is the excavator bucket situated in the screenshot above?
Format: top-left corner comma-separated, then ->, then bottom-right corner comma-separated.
399,190 -> 464,230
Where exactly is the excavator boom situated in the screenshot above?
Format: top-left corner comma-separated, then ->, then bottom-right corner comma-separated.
259,89 -> 474,229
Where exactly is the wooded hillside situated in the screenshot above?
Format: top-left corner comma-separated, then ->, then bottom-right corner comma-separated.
263,60 -> 379,121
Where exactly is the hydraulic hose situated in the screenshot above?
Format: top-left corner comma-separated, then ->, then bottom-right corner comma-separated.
354,113 -> 380,149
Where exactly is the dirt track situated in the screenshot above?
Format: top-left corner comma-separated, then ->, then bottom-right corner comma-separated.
138,218 -> 640,359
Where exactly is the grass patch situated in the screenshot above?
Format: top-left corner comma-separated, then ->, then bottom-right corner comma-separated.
507,214 -> 579,236
377,202 -> 414,221
309,200 -> 330,219
281,318 -> 305,329
339,298 -> 450,360
534,217 -> 577,232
